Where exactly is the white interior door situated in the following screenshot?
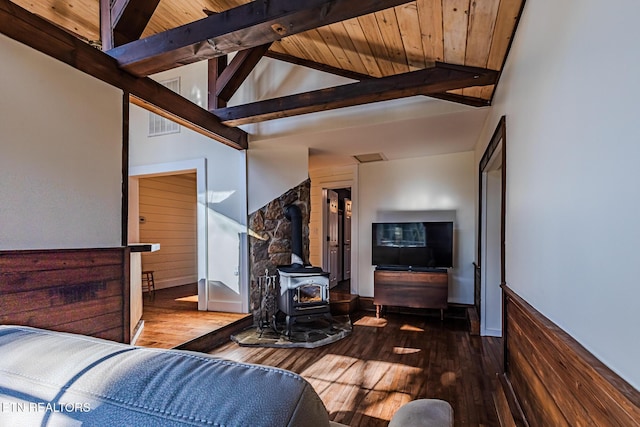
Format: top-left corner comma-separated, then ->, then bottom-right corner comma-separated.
481,165 -> 503,336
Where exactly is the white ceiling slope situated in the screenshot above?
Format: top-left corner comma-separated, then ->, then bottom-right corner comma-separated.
246,98 -> 489,170
239,59 -> 490,170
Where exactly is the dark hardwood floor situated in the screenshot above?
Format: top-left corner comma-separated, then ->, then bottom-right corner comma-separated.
136,283 -> 503,425
211,312 -> 503,427
135,284 -> 248,349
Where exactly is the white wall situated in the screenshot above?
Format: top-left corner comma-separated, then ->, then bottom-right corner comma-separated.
247,144 -> 308,214
358,152 -> 475,302
129,61 -> 249,312
474,0 -> 640,390
0,34 -> 122,249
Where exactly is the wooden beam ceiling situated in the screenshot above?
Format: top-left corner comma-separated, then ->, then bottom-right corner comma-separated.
106,0 -> 415,77
215,43 -> 273,105
213,63 -> 498,126
264,50 -> 491,107
0,0 -> 247,149
5,0 -> 502,152
111,0 -> 162,47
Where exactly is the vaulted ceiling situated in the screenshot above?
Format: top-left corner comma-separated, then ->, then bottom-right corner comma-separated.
8,0 -> 525,163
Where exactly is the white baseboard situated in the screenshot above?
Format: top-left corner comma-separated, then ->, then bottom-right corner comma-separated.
206,300 -> 244,313
130,320 -> 144,345
481,327 -> 502,337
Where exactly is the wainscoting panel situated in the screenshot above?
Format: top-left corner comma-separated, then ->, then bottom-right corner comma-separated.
502,286 -> 640,426
0,248 -> 130,342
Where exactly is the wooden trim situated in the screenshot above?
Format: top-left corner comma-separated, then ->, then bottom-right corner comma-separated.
476,115 -> 507,357
121,92 -> 130,247
122,247 -> 131,343
173,315 -> 253,352
502,285 -> 640,426
0,0 -> 247,150
127,95 -> 246,149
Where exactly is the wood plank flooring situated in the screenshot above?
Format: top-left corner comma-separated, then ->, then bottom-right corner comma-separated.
211,312 -> 503,427
135,284 -> 249,348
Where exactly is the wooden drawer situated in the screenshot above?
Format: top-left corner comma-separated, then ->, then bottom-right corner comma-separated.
374,270 -> 448,310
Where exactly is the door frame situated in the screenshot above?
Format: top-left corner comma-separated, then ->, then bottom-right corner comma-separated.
130,158 -> 208,309
477,116 -> 507,337
321,182 -> 356,294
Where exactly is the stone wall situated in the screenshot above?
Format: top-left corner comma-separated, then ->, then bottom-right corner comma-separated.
248,179 -> 311,321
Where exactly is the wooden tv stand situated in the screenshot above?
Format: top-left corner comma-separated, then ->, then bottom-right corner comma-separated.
374,268 -> 448,320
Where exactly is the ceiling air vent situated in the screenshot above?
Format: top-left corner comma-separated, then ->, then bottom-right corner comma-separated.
353,153 -> 386,163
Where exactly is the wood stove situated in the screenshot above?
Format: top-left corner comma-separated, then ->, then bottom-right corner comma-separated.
276,204 -> 331,336
277,266 -> 331,334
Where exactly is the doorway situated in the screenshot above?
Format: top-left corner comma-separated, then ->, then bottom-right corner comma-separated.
129,159 -> 208,312
322,187 -> 353,293
137,173 -> 197,288
477,116 -> 506,337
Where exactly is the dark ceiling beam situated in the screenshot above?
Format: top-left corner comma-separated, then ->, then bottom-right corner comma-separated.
265,50 -> 373,81
100,0 -> 114,50
208,57 -> 228,110
213,63 -> 499,126
215,43 -> 272,104
111,0 -> 162,47
428,92 -> 491,108
0,0 -> 247,149
106,0 -> 414,77
266,50 -> 491,107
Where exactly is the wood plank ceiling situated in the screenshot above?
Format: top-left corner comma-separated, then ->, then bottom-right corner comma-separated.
9,0 -> 525,134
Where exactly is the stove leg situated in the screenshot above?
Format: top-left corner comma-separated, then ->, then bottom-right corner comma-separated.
285,315 -> 292,336
323,312 -> 333,326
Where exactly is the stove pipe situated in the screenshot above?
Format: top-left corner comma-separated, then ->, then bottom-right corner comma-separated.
284,204 -> 304,268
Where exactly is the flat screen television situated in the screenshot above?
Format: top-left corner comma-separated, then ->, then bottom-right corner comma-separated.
372,221 -> 453,269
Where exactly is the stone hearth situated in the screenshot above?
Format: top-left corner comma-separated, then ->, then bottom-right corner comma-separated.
231,315 -> 351,349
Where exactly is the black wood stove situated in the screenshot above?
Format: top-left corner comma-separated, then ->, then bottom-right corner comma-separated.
276,204 -> 331,335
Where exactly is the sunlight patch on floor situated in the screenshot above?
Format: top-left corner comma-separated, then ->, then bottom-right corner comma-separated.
400,324 -> 424,332
353,316 -> 387,328
174,295 -> 198,303
393,346 -> 421,355
440,371 -> 457,387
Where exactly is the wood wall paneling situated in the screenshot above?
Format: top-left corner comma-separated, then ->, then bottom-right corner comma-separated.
502,286 -> 640,426
139,173 -> 197,289
0,248 -> 129,342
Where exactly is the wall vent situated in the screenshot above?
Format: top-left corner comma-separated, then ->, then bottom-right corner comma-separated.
353,153 -> 386,163
148,77 -> 181,137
